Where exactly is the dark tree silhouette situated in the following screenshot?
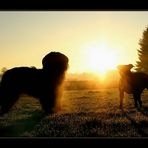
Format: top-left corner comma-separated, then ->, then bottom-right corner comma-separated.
136,26 -> 148,74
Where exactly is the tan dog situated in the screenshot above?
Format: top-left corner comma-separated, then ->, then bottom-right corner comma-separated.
117,64 -> 148,110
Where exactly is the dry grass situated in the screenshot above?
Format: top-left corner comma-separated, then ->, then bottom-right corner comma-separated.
0,87 -> 148,137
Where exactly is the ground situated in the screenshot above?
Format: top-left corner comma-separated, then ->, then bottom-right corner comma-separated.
0,87 -> 148,137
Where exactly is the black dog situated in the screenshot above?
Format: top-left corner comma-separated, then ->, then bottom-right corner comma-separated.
0,52 -> 69,115
117,64 -> 148,110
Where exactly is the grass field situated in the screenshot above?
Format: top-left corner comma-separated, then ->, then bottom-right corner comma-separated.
0,86 -> 148,137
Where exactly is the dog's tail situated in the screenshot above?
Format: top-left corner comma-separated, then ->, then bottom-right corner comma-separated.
144,73 -> 148,89
0,78 -> 2,104
0,75 -> 6,115
0,81 -> 3,114
146,74 -> 148,89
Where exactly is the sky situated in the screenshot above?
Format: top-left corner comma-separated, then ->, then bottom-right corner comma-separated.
0,11 -> 148,75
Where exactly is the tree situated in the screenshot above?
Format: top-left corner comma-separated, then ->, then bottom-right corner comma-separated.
136,26 -> 148,74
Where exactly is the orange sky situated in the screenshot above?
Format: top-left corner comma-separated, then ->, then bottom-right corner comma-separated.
0,11 -> 148,76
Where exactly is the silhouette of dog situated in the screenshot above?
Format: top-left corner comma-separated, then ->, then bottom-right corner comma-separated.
117,64 -> 148,110
0,52 -> 69,115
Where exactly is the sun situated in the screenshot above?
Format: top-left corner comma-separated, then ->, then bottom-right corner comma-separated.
84,43 -> 119,79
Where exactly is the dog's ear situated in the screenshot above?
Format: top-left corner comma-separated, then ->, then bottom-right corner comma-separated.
128,64 -> 134,69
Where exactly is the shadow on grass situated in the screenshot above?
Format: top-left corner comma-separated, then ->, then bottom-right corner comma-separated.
122,110 -> 148,137
0,111 -> 46,137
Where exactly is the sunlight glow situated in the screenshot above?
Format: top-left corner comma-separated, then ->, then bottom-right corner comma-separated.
83,42 -> 119,79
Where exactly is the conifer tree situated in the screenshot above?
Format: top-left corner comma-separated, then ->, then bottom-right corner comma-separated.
136,26 -> 148,73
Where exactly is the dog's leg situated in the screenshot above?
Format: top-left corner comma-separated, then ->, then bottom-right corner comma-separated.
0,93 -> 20,115
134,92 -> 142,109
119,89 -> 124,110
138,97 -> 142,108
39,91 -> 57,114
39,98 -> 54,114
54,85 -> 63,113
133,94 -> 138,108
138,93 -> 142,108
133,92 -> 141,110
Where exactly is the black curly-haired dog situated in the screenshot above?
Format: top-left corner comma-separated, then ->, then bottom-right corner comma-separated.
0,52 -> 69,115
117,64 -> 148,110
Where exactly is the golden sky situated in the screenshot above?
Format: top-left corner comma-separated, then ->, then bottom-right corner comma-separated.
0,11 -> 148,75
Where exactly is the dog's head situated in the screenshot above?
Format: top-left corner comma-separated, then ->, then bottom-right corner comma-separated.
117,64 -> 134,76
42,52 -> 69,74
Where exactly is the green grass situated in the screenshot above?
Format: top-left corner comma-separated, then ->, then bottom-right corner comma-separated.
0,88 -> 148,137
